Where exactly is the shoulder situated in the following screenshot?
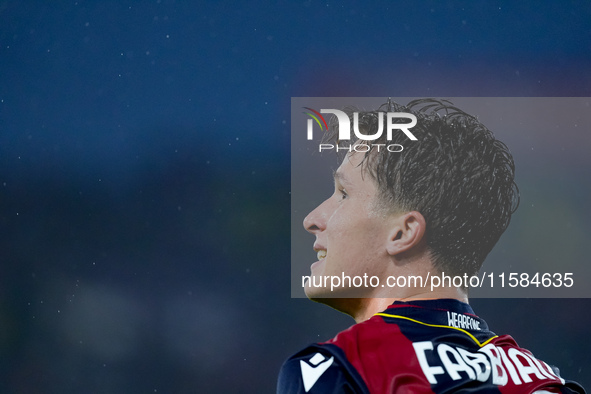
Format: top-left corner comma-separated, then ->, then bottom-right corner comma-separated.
276,342 -> 369,394
277,315 -> 416,394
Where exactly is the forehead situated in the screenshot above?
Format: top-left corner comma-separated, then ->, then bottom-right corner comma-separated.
334,153 -> 375,188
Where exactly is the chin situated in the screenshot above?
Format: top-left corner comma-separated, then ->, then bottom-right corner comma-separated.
303,283 -> 328,300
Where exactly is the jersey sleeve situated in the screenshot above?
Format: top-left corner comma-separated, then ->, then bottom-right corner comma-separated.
277,345 -> 369,394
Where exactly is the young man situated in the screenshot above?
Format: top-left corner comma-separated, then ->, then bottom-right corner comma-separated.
278,99 -> 585,393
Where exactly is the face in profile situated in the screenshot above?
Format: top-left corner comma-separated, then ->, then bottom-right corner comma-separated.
303,152 -> 394,299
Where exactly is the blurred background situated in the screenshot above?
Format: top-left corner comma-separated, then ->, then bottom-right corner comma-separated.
1,1 -> 590,393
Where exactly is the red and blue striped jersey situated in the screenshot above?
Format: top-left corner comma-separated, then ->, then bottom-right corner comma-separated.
277,299 -> 585,393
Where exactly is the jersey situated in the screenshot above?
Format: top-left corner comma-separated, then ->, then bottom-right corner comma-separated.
277,299 -> 585,393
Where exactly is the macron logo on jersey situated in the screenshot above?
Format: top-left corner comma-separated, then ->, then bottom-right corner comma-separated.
300,353 -> 334,392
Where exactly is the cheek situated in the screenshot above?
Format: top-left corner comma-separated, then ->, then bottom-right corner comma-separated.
329,202 -> 382,237
326,206 -> 359,244
326,207 -> 385,267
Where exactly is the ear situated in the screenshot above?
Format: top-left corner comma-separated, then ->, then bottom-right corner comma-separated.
385,211 -> 427,256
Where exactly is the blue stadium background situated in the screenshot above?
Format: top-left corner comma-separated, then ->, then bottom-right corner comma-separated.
1,2 -> 590,392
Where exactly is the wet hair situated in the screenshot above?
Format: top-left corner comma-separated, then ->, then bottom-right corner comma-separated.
324,98 -> 520,277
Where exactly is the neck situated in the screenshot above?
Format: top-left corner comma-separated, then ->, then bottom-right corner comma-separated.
348,287 -> 469,324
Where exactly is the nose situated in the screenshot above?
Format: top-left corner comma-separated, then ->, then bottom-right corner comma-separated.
303,199 -> 329,234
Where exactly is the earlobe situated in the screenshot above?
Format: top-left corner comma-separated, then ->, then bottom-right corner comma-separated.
385,211 -> 426,256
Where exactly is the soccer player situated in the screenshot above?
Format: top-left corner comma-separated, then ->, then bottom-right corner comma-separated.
278,99 -> 585,393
